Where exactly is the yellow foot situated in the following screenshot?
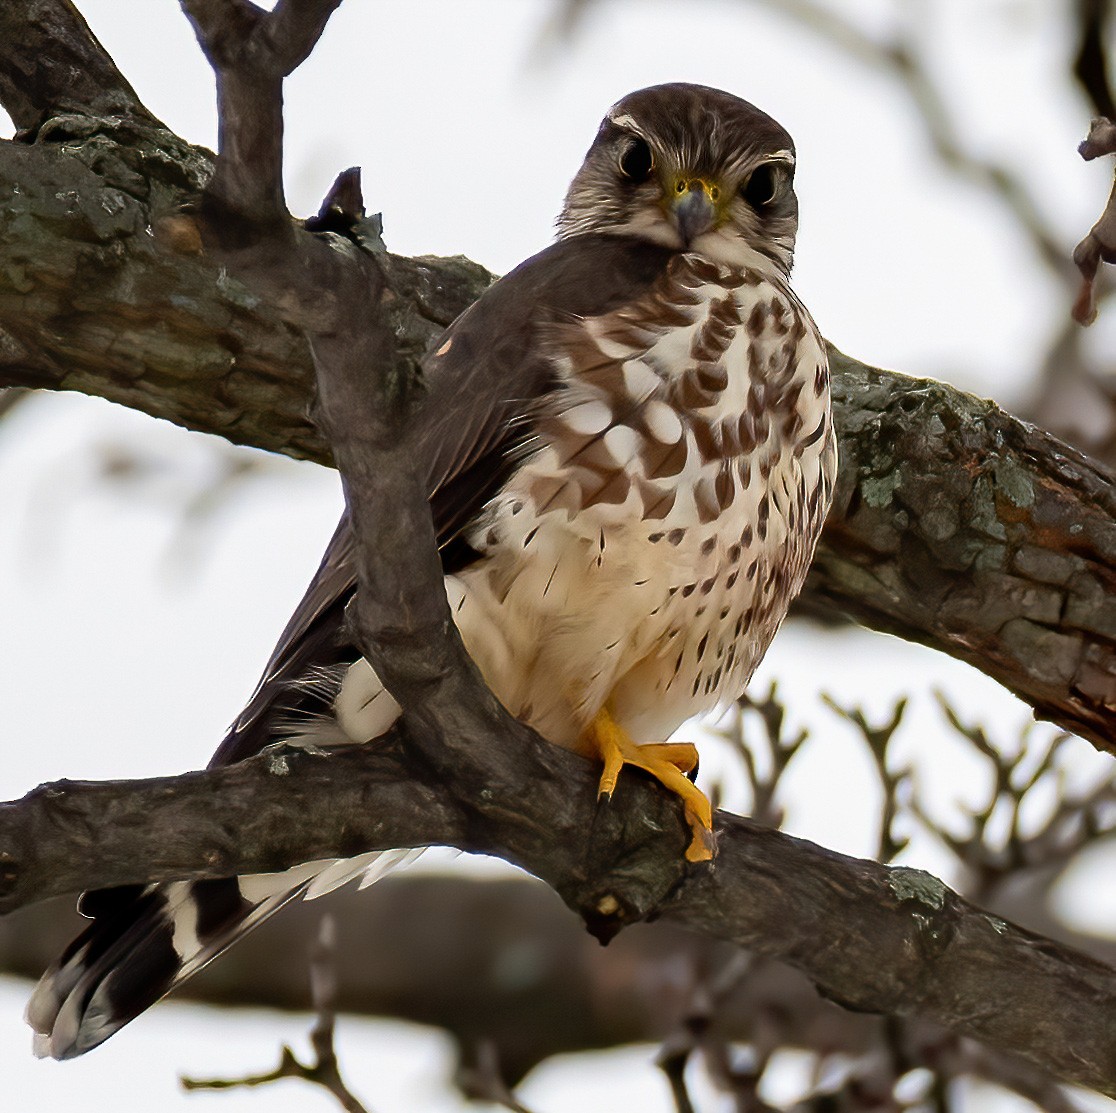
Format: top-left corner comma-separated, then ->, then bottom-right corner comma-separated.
583,707 -> 714,862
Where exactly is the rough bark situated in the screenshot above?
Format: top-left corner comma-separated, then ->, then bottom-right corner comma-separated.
0,0 -> 156,134
814,355 -> 1116,750
0,877 -> 1019,1087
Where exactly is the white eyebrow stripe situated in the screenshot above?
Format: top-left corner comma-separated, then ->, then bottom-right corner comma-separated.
608,112 -> 640,130
766,149 -> 795,164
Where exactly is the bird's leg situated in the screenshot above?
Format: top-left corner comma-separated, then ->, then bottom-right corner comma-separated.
583,707 -> 714,862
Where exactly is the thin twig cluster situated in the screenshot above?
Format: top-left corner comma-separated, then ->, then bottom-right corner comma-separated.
649,691 -> 1116,1113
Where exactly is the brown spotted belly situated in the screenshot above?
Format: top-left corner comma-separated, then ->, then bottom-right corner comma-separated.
449,445 -> 819,750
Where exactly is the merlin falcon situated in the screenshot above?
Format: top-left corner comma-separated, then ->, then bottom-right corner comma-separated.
30,82 -> 836,1058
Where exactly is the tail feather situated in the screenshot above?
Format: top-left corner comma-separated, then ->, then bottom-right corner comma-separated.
28,850 -> 414,1059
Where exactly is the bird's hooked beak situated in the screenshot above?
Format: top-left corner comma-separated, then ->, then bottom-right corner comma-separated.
669,177 -> 722,245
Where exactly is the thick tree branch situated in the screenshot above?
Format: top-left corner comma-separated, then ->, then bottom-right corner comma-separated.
2,745 -> 1116,1095
6,876 -> 1114,1101
0,0 -> 157,134
812,353 -> 1116,749
176,1 -> 637,928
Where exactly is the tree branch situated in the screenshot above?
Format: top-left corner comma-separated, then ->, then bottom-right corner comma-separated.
176,1 -> 622,928
0,0 -> 158,134
2,741 -> 1116,1095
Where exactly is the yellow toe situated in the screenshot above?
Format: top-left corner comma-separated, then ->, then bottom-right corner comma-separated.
583,708 -> 715,861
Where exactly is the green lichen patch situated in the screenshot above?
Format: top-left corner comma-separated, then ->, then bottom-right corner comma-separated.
887,866 -> 946,909
861,470 -> 902,509
993,459 -> 1036,509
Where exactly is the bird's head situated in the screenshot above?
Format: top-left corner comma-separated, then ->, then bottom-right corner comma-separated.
557,83 -> 798,274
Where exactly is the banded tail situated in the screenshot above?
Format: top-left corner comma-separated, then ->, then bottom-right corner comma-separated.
27,848 -> 419,1059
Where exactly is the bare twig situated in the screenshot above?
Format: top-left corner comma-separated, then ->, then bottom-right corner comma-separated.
455,1041 -> 536,1113
716,684 -> 808,828
181,0 -> 343,220
920,695 -> 1116,904
656,952 -> 761,1113
822,695 -> 910,862
181,915 -> 371,1113
1074,116 -> 1116,324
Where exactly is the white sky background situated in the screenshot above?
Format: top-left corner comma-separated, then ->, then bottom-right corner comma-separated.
2,0 -> 1116,1110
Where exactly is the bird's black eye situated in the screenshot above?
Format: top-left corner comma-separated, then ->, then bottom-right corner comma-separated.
618,137 -> 654,183
741,163 -> 786,208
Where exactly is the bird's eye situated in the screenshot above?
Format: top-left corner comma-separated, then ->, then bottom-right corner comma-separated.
741,163 -> 787,208
618,137 -> 655,183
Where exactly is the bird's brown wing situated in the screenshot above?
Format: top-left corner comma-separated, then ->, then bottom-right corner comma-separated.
210,234 -> 675,767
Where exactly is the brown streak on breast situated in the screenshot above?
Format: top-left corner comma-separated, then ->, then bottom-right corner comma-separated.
776,380 -> 804,415
529,474 -> 581,517
676,372 -> 718,410
635,477 -> 677,520
736,412 -> 759,455
781,410 -> 804,440
646,437 -> 689,479
696,363 -> 730,393
746,301 -> 767,335
715,463 -> 735,511
814,363 -> 828,395
719,416 -> 742,456
577,468 -> 632,507
691,417 -> 721,463
694,477 -> 720,524
770,300 -> 789,335
565,434 -> 618,475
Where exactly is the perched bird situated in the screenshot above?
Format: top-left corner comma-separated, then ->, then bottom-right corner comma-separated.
29,82 -> 836,1059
